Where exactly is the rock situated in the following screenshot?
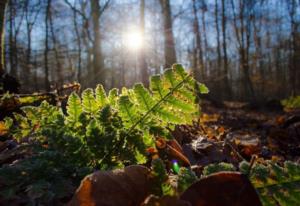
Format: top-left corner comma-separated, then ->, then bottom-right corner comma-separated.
180,172 -> 262,206
68,165 -> 152,206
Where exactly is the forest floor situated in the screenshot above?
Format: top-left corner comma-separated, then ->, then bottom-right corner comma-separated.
1,97 -> 300,205
173,100 -> 300,171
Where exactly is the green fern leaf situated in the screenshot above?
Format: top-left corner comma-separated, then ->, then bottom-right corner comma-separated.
118,95 -> 138,126
133,83 -> 155,111
202,162 -> 236,176
198,83 -> 209,94
95,84 -> 108,108
65,92 -> 82,126
81,88 -> 98,115
150,75 -> 168,99
154,107 -> 182,124
108,88 -> 118,106
250,161 -> 300,206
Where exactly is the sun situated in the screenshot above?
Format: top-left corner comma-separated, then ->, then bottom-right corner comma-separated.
123,29 -> 143,51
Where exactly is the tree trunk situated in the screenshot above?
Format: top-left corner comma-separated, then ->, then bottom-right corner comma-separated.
288,0 -> 299,95
214,0 -> 222,98
0,0 -> 8,76
192,0 -> 204,81
49,5 -> 63,85
91,0 -> 105,87
201,2 -> 208,72
44,0 -> 51,91
159,0 -> 177,68
73,7 -> 81,83
215,0 -> 221,70
24,0 -> 31,85
221,0 -> 232,99
140,0 -> 148,86
231,0 -> 255,101
8,0 -> 16,77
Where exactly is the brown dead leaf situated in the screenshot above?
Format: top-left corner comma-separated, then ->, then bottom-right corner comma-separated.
226,131 -> 261,158
180,172 -> 262,206
68,165 -> 152,206
0,121 -> 8,136
142,195 -> 191,206
200,114 -> 220,123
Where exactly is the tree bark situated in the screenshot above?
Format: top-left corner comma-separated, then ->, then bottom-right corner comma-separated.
0,0 -> 8,76
49,4 -> 63,85
288,0 -> 299,95
91,0 -> 105,87
44,0 -> 51,91
192,0 -> 204,81
159,0 -> 177,68
215,0 -> 221,70
221,0 -> 232,99
140,0 -> 148,86
231,0 -> 255,101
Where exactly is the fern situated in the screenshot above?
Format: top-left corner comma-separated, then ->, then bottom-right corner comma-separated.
250,161 -> 300,206
118,64 -> 208,131
202,162 -> 236,176
95,84 -> 108,107
65,92 -> 82,126
177,168 -> 198,193
3,64 -> 208,204
81,88 -> 98,115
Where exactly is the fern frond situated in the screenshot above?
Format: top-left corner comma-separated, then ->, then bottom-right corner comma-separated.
133,83 -> 155,111
95,84 -> 108,107
81,88 -> 98,115
251,161 -> 300,206
118,95 -> 139,126
65,92 -> 82,126
150,75 -> 168,99
108,88 -> 118,106
118,64 -> 206,133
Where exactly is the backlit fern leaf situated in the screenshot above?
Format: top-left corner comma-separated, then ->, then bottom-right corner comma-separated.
133,83 -> 155,111
95,84 -> 108,107
250,161 -> 300,206
117,64 -> 207,130
108,88 -> 118,106
203,161 -> 300,206
65,92 -> 82,126
118,96 -> 138,126
81,88 -> 98,115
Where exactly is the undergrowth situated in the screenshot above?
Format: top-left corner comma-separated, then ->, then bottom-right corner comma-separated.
0,64 -> 208,204
1,64 -> 299,205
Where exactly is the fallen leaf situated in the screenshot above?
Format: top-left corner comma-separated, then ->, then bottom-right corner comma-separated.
142,195 -> 191,206
68,165 -> 152,206
180,172 -> 262,206
0,121 -> 8,136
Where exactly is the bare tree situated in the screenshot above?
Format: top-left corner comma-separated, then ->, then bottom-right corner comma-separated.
23,0 -> 41,84
49,2 -> 63,84
221,0 -> 231,99
44,0 -> 51,91
287,0 -> 300,95
139,0 -> 148,86
90,0 -> 110,87
192,0 -> 204,81
0,0 -> 8,76
231,0 -> 255,101
159,0 -> 177,68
